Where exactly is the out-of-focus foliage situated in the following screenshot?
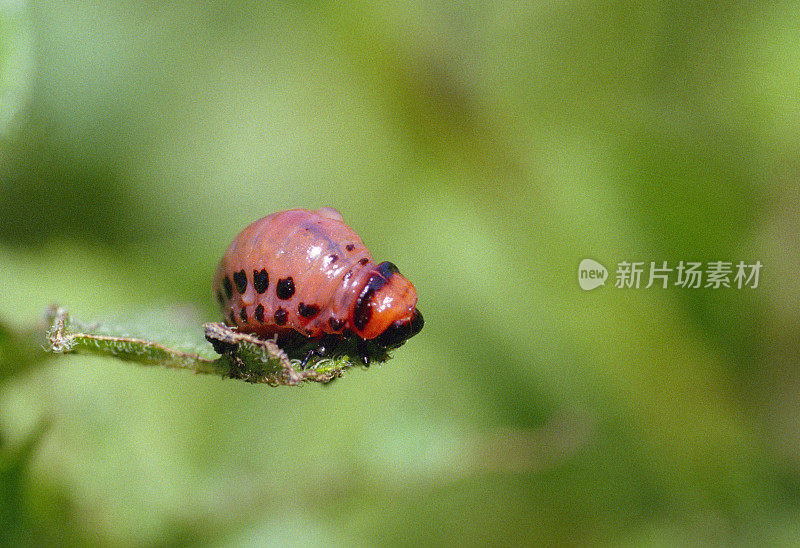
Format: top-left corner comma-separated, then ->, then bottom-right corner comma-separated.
1,0 -> 800,545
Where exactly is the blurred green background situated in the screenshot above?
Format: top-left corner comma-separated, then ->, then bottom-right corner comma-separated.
2,0 -> 799,545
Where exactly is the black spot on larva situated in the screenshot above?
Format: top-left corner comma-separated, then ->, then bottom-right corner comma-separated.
298,303 -> 320,318
233,270 -> 247,294
359,258 -> 369,266
216,291 -> 225,306
253,269 -> 269,294
346,244 -> 355,251
353,262 -> 397,331
240,307 -> 248,321
229,310 -> 236,325
223,276 -> 233,299
326,254 -> 338,266
276,277 -> 295,300
254,304 -> 265,323
274,308 -> 288,325
329,317 -> 345,331
376,261 -> 400,277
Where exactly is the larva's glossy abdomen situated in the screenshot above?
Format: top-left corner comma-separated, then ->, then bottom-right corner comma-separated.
214,208 -> 423,350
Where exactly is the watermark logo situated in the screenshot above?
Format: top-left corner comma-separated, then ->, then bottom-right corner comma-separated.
578,258 -> 608,290
578,260 -> 762,290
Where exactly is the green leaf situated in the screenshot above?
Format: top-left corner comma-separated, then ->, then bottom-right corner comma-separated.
43,306 -> 369,386
202,322 -> 350,385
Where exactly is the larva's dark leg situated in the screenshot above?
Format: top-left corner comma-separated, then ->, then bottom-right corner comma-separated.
300,348 -> 316,370
299,335 -> 342,369
357,338 -> 370,367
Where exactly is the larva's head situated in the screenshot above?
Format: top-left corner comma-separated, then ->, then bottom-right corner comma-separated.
350,261 -> 424,347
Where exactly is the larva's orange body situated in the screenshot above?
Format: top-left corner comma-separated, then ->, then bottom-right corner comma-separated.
214,208 -> 423,365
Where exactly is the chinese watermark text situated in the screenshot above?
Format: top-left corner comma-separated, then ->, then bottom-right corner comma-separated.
578,259 -> 761,291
